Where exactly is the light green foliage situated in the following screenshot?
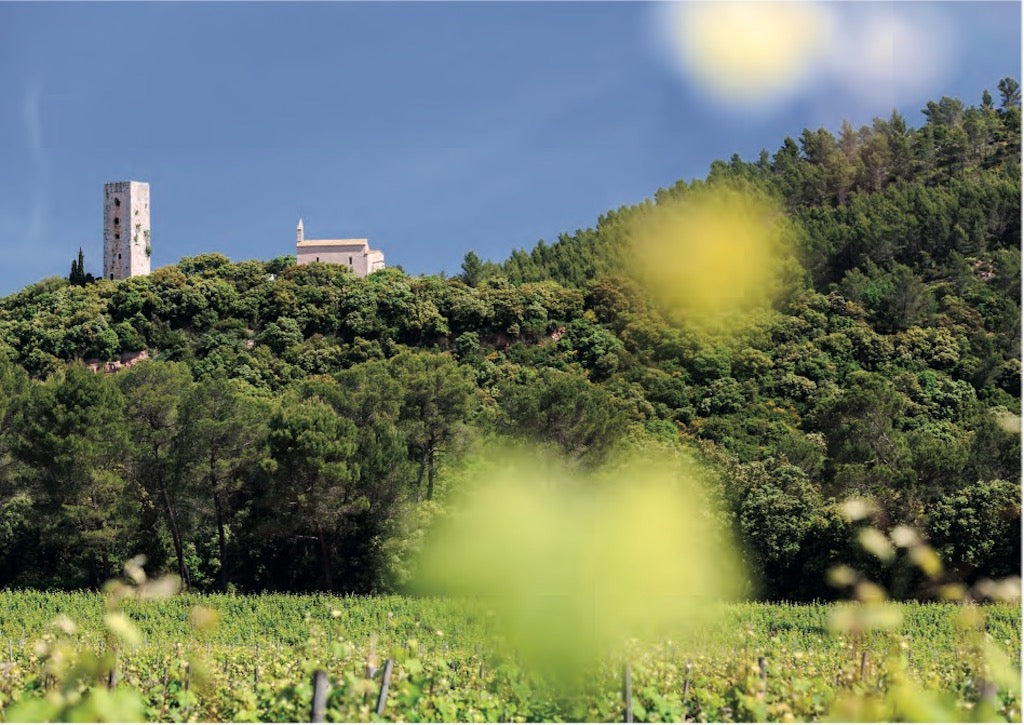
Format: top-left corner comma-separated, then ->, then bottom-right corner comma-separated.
412,446 -> 746,687
0,593 -> 1017,722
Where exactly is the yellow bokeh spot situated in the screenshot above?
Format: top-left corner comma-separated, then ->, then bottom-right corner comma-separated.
854,580 -> 888,604
827,564 -> 858,588
671,2 -> 829,104
908,545 -> 943,579
189,606 -> 222,636
412,446 -> 745,683
857,527 -> 895,563
630,184 -> 797,332
994,408 -> 1021,433
103,612 -> 141,646
937,583 -> 967,602
889,524 -> 920,549
839,496 -> 878,523
828,602 -> 902,635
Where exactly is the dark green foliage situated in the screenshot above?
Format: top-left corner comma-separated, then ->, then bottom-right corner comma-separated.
174,374 -> 268,590
10,366 -> 134,587
388,352 -> 475,501
68,247 -> 95,286
928,478 -> 1021,580
998,77 -> 1021,109
263,393 -> 359,590
733,459 -> 830,596
498,367 -> 630,462
118,361 -> 196,587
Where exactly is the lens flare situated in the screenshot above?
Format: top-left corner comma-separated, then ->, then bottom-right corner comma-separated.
412,446 -> 745,684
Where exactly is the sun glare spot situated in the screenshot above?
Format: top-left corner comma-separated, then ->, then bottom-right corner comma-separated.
667,2 -> 830,106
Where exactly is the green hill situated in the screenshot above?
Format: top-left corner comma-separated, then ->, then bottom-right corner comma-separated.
0,80 -> 1018,599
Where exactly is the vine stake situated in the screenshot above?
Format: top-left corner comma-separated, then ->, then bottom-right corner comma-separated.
311,669 -> 328,722
624,662 -> 633,723
376,658 -> 394,715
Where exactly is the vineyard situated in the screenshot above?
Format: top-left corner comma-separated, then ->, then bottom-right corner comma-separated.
0,591 -> 1019,722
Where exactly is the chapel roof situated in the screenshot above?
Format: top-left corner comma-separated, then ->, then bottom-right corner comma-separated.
297,238 -> 370,248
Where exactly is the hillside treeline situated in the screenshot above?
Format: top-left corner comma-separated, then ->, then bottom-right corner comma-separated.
0,82 -> 1019,599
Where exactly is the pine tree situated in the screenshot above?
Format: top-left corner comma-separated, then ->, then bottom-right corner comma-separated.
998,77 -> 1021,109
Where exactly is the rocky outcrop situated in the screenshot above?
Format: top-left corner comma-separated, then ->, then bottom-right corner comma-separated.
85,349 -> 150,373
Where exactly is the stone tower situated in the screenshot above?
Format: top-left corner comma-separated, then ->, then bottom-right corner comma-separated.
103,181 -> 151,280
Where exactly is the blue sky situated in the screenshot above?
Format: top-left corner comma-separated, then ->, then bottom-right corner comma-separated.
0,1 -> 1019,295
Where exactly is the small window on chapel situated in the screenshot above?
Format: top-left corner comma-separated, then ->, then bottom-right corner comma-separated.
316,256 -> 320,262
349,256 -> 353,265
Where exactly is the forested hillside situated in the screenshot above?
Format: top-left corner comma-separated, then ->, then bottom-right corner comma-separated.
0,82 -> 1018,600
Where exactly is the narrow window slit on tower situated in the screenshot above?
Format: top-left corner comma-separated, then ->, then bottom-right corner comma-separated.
114,217 -> 120,225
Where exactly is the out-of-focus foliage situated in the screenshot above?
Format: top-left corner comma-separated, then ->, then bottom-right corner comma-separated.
412,446 -> 745,684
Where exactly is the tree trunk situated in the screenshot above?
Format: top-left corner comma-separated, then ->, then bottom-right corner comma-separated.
415,454 -> 427,502
102,544 -> 112,583
159,480 -> 190,590
426,447 -> 436,501
152,441 -> 190,591
91,554 -> 103,589
313,517 -> 333,591
213,487 -> 228,592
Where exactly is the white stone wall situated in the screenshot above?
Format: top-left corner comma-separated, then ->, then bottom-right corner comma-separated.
296,241 -> 385,277
103,181 -> 150,281
366,250 -> 385,274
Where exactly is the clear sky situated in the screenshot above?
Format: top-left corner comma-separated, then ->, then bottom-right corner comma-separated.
0,1 -> 1019,296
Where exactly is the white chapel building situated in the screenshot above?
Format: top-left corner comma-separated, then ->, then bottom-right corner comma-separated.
295,219 -> 385,277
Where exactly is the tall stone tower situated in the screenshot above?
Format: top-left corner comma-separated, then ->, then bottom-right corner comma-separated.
103,181 -> 151,280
